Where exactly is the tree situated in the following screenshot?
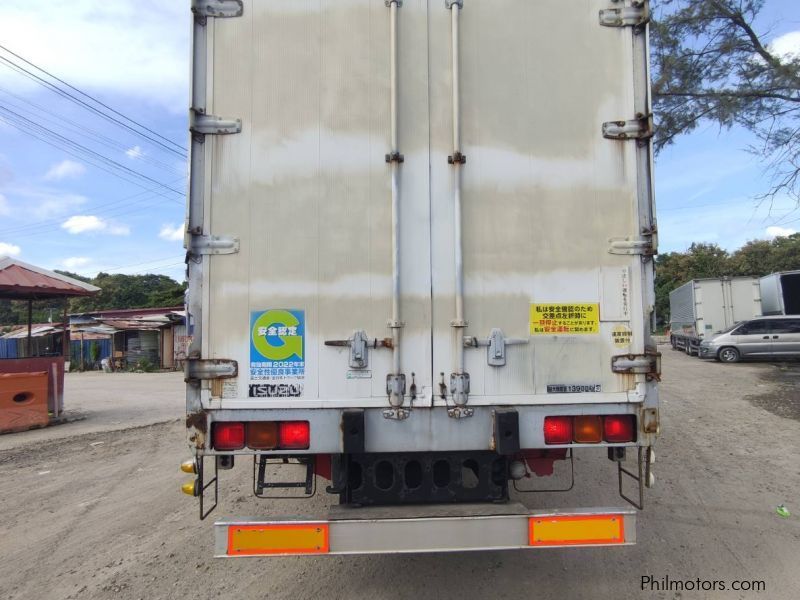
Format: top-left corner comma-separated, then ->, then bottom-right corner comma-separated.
654,243 -> 733,324
0,272 -> 186,325
652,0 -> 800,201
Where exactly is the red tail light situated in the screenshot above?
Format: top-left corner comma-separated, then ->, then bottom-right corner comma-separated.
279,421 -> 310,449
212,422 -> 245,450
543,416 -> 573,445
604,415 -> 636,443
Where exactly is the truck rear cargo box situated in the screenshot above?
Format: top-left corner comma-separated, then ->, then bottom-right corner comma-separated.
669,277 -> 761,354
760,271 -> 800,315
183,0 -> 659,556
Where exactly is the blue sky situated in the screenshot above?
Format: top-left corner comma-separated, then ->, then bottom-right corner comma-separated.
0,0 -> 798,283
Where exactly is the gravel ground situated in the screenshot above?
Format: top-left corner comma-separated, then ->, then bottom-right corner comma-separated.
0,350 -> 798,600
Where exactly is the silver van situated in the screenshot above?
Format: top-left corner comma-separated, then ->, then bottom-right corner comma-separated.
698,315 -> 800,362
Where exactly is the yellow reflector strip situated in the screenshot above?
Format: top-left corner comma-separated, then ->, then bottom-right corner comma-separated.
529,514 -> 624,547
228,524 -> 329,556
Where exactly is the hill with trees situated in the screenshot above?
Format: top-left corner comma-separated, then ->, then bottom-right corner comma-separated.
0,272 -> 186,327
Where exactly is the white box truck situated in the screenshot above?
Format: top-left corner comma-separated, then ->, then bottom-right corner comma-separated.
669,277 -> 762,355
182,0 -> 660,556
760,271 -> 800,315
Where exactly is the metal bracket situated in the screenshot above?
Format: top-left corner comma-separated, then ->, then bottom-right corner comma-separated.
384,374 -> 409,420
385,152 -> 405,163
189,235 -> 240,256
385,0 -> 402,6
448,152 -> 467,164
190,110 -> 242,136
602,113 -> 654,141
448,373 -> 472,418
445,0 -> 463,8
642,408 -> 660,435
608,236 -> 655,256
185,358 -> 238,381
599,1 -> 649,29
464,329 -> 528,367
611,351 -> 661,381
324,332 -> 392,370
192,0 -> 243,19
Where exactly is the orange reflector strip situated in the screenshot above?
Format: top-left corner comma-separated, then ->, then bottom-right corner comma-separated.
529,514 -> 624,547
227,524 -> 330,556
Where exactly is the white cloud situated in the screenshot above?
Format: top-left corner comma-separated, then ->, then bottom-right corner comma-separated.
159,224 -> 184,242
62,215 -> 130,236
1,185 -> 88,219
766,226 -> 796,239
44,159 -> 86,181
770,31 -> 800,62
0,242 -> 22,257
61,256 -> 92,269
0,193 -> 9,216
0,1 -> 189,112
126,145 -> 144,159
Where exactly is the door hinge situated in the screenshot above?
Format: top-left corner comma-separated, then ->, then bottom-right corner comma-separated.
186,358 -> 238,381
611,351 -> 661,381
599,1 -> 649,30
602,113 -> 654,141
189,235 -> 240,256
190,110 -> 242,136
192,0 -> 243,19
609,226 -> 657,256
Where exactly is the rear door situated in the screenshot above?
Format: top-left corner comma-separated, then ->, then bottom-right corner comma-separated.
203,0 -> 434,407
427,0 -> 654,405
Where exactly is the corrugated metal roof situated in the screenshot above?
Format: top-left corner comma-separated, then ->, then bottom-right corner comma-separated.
0,258 -> 100,299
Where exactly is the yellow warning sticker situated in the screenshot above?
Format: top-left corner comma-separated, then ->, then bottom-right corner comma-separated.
530,303 -> 600,335
612,324 -> 633,348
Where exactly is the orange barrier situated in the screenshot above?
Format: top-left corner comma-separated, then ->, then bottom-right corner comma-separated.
0,371 -> 49,434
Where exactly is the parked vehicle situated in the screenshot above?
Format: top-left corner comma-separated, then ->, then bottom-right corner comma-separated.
760,271 -> 800,316
181,0 -> 659,556
669,277 -> 762,356
698,316 -> 800,362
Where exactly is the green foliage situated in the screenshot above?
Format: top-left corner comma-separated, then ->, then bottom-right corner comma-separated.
651,0 -> 800,200
89,341 -> 101,363
655,234 -> 800,324
0,272 -> 186,326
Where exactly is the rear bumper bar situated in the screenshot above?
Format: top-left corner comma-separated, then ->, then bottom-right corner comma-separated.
214,504 -> 636,556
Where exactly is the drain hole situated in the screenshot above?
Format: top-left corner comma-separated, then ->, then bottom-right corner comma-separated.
404,461 -> 423,489
348,461 -> 363,490
375,460 -> 394,490
12,392 -> 31,404
461,459 -> 480,489
433,460 -> 450,488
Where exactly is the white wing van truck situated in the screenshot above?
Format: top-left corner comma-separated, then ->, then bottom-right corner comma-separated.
182,0 -> 659,556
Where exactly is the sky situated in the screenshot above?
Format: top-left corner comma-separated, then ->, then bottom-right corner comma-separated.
0,0 -> 798,283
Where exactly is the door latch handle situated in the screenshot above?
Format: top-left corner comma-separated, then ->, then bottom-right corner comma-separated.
762,336 -> 770,339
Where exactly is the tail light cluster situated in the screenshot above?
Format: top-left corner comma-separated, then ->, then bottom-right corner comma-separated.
212,421 -> 310,450
544,415 -> 636,445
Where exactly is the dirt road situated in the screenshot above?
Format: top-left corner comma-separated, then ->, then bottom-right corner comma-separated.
1,351 -> 798,600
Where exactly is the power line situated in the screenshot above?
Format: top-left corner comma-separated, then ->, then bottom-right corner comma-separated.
0,104 -> 185,198
0,44 -> 186,153
0,52 -> 186,158
0,86 -> 185,176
